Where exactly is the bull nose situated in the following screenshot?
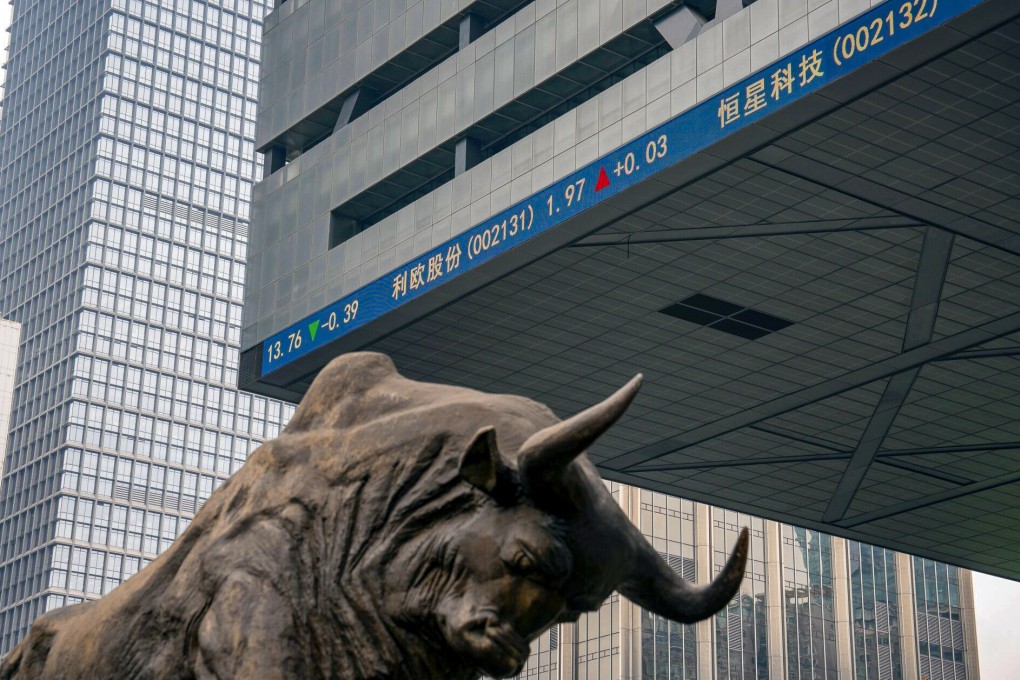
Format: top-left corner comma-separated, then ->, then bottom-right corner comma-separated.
485,622 -> 529,674
464,609 -> 500,633
507,658 -> 526,677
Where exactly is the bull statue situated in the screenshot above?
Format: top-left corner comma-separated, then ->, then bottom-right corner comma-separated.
1,353 -> 747,680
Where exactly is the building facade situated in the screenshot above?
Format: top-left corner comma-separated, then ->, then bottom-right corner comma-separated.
0,0 -> 294,653
238,0 -> 1020,595
238,0 -> 993,676
0,320 -> 21,480
502,484 -> 980,680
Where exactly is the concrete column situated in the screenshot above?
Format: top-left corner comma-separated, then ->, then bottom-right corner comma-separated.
455,137 -> 482,175
894,552 -> 919,680
618,486 -> 643,680
557,623 -> 576,680
695,503 -> 715,680
830,537 -> 855,679
333,88 -> 374,132
329,213 -> 360,248
957,569 -> 981,680
620,597 -> 642,680
765,521 -> 785,680
459,13 -> 483,49
263,144 -> 286,175
652,6 -> 706,48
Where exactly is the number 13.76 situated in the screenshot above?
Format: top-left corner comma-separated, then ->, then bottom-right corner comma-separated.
266,330 -> 302,364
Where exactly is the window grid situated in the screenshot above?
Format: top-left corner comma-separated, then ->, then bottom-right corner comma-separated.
781,526 -> 838,680
848,542 -> 903,680
0,0 -> 280,655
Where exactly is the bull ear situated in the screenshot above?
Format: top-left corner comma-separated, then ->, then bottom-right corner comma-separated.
459,427 -> 503,495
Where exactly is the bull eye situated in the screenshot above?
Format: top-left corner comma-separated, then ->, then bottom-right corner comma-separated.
511,551 -> 535,575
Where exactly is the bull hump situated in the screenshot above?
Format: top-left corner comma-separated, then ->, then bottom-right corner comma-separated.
296,358 -> 558,436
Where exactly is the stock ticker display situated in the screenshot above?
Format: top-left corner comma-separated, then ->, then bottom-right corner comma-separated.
260,0 -> 969,377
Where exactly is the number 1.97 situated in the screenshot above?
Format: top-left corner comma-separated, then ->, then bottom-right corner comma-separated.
548,178 -> 586,216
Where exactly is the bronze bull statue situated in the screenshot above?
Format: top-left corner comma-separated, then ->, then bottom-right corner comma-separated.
1,352 -> 747,679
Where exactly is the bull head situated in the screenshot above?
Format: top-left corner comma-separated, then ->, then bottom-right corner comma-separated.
439,375 -> 748,677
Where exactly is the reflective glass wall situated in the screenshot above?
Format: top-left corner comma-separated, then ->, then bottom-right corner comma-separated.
638,490 -> 697,680
782,527 -> 838,680
0,0 -> 293,654
498,487 -> 978,680
714,512 -> 768,680
848,542 -> 903,680
914,558 -> 968,680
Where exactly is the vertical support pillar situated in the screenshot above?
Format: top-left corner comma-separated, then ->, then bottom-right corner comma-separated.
263,144 -> 286,176
618,486 -> 643,680
459,12 -> 483,49
957,569 -> 981,680
765,521 -> 785,680
894,552 -> 919,680
334,88 -> 374,133
558,622 -> 576,680
455,137 -> 482,176
620,598 -> 642,680
830,537 -> 855,679
652,6 -> 706,49
329,213 -> 360,248
695,503 -> 715,679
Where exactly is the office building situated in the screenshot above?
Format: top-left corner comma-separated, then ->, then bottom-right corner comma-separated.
503,483 -> 980,680
240,0 -> 1020,584
0,319 -> 20,479
0,0 -> 293,653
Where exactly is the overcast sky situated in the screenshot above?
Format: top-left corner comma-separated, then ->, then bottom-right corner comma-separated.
972,571 -> 1020,678
0,0 -> 1017,676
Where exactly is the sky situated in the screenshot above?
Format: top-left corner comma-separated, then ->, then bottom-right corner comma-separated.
972,571 -> 1020,679
0,0 -> 1017,677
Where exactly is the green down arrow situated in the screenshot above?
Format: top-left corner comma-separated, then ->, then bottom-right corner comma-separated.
308,320 -> 320,342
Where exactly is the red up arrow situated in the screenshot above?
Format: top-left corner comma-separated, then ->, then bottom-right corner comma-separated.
595,166 -> 611,192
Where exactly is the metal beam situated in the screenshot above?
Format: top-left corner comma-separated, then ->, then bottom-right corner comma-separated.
838,470 -> 1020,528
879,442 -> 1020,457
751,153 -> 1020,258
630,451 -> 975,486
631,441 -> 1020,474
632,452 -> 850,473
875,458 -> 974,486
901,229 -> 955,353
600,311 -> 1020,471
937,347 -> 1020,361
749,424 -> 853,453
820,368 -> 920,521
569,216 -> 922,248
823,228 -> 954,522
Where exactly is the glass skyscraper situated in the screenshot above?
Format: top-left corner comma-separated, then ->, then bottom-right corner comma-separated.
0,0 -> 293,653
497,484 -> 980,680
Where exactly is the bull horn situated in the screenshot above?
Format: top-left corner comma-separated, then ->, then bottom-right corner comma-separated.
619,527 -> 748,624
518,374 -> 643,485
